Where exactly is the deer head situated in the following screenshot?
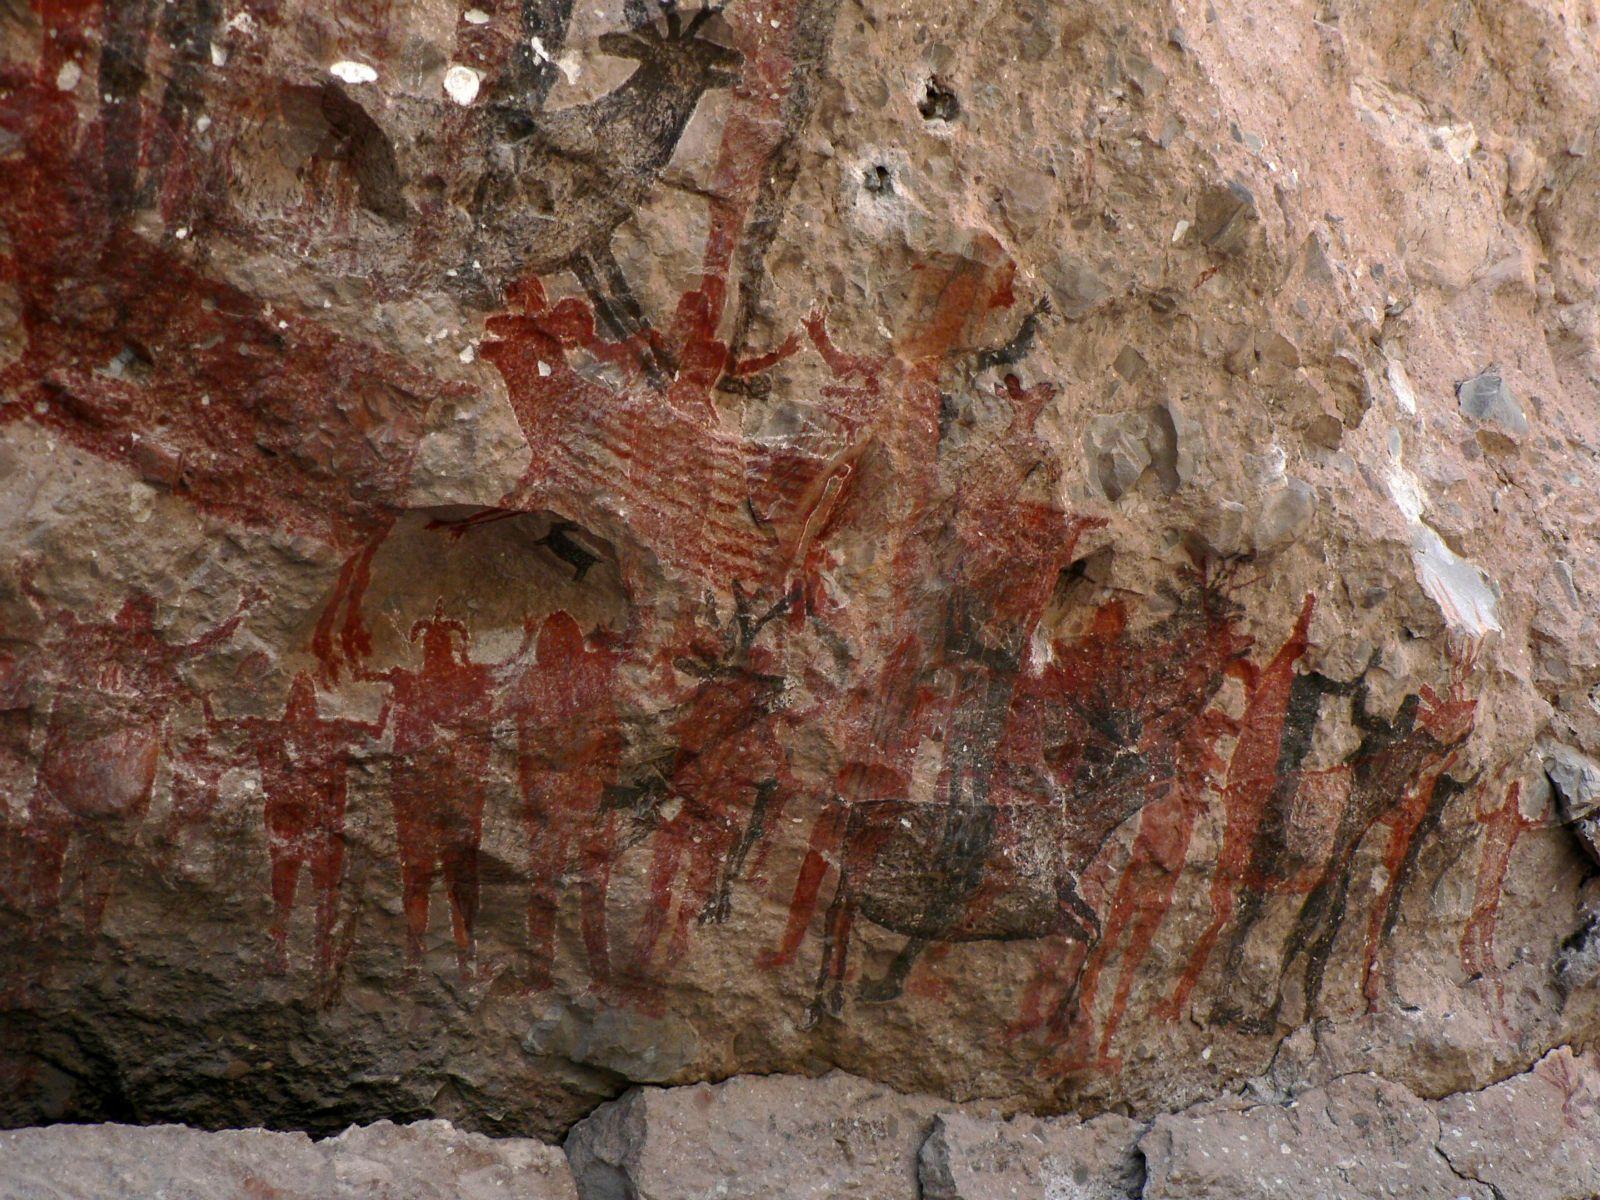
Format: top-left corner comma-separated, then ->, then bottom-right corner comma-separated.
597,3 -> 743,92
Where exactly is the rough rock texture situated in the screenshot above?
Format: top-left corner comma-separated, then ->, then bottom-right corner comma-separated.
1141,1076 -> 1488,1200
1434,1047 -> 1600,1200
918,1110 -> 1145,1200
566,1071 -> 963,1200
1,0 -> 1599,1175
0,1119 -> 578,1199
4,1054 -> 1599,1196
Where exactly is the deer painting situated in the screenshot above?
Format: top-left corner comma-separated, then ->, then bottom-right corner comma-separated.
459,3 -> 744,377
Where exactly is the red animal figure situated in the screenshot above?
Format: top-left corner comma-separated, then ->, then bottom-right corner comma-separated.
503,611 -> 623,990
1164,594 -> 1316,1019
1459,780 -> 1541,1029
630,586 -> 796,981
362,603 -> 497,976
20,580 -> 253,933
217,673 -> 388,985
772,510 -> 1107,1027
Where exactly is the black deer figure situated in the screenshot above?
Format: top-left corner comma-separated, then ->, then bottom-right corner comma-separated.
462,2 -> 743,376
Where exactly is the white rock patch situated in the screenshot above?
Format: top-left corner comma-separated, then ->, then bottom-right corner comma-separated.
443,65 -> 482,106
329,60 -> 378,84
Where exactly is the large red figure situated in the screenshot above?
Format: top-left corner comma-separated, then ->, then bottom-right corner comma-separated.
221,672 -> 388,984
504,611 -> 622,990
364,603 -> 496,976
22,580 -> 252,932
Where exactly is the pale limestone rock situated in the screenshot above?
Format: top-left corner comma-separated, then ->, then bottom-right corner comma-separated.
1139,1075 -> 1491,1200
565,1073 -> 958,1200
0,1120 -> 576,1200
1434,1048 -> 1600,1200
917,1111 -> 1144,1200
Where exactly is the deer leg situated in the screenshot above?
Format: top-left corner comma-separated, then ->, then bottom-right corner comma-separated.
804,875 -> 855,1028
581,246 -> 676,385
1209,882 -> 1272,1030
860,935 -> 930,1002
701,779 -> 780,926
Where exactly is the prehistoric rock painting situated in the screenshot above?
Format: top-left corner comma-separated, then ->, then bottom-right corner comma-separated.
210,671 -> 389,987
0,0 -> 1531,1114
504,611 -> 622,990
362,605 -> 503,976
16,575 -> 254,935
1459,779 -> 1546,1031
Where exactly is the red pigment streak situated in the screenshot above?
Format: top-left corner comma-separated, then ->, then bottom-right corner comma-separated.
20,577 -> 253,934
1458,781 -> 1539,1027
1035,576 -> 1252,1068
218,672 -> 387,987
1359,660 -> 1479,1011
1165,594 -> 1315,1017
360,604 -> 498,977
504,612 -> 622,991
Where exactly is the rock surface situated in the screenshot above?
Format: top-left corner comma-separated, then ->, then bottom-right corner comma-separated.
566,1071 -> 960,1200
918,1110 -> 1145,1200
0,0 -> 1598,1178
0,1119 -> 578,1200
2,1054 -> 1598,1197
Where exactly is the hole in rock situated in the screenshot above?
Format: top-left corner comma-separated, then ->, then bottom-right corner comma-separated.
917,76 -> 960,121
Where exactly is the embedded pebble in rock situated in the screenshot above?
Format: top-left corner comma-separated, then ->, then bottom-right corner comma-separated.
1456,369 -> 1530,438
1,0 -> 1600,1188
1542,742 -> 1600,865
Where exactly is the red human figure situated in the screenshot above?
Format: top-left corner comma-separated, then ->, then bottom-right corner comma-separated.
1040,571 -> 1253,1065
22,580 -> 253,933
1064,709 -> 1234,1069
1165,594 -> 1316,1018
363,602 -> 497,976
503,611 -> 621,991
1359,652 -> 1479,1010
631,589 -> 795,981
1459,781 -> 1540,1026
220,673 -> 387,982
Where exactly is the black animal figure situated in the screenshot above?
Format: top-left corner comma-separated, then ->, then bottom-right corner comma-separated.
462,3 -> 743,375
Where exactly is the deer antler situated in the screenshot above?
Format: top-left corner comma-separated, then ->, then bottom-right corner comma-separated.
657,0 -> 682,38
685,4 -> 723,36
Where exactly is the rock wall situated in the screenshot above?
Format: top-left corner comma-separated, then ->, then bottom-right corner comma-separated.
6,1053 -> 1600,1198
2,0 -> 1599,1186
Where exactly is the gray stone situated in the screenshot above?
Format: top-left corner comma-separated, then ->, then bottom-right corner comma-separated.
0,1124 -> 329,1200
1253,478 -> 1318,550
1457,370 -> 1530,437
325,1120 -> 579,1200
1194,181 -> 1257,254
918,1111 -> 1144,1200
565,1072 -> 953,1200
1087,406 -> 1181,501
1434,1048 -> 1600,1200
1542,741 -> 1600,864
0,1120 -> 576,1200
1139,1074 -> 1492,1200
1046,256 -> 1113,318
